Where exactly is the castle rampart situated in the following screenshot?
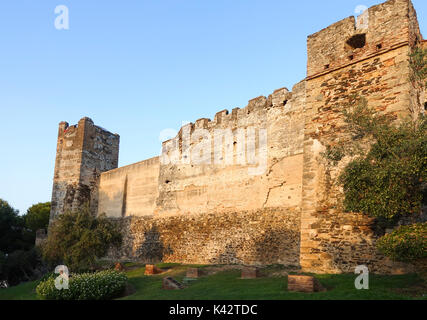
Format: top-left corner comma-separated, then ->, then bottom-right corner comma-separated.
51,0 -> 425,274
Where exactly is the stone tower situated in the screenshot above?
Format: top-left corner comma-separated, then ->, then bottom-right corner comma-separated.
300,0 -> 424,273
50,117 -> 120,222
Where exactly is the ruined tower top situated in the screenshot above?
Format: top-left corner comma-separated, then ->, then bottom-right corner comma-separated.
307,0 -> 422,78
50,117 -> 120,221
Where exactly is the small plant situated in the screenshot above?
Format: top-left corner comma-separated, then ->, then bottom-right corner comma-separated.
377,223 -> 427,262
409,47 -> 427,87
36,270 -> 128,300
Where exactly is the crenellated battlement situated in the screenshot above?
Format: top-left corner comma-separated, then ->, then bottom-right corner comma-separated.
307,0 -> 422,79
50,117 -> 120,221
50,0 -> 424,274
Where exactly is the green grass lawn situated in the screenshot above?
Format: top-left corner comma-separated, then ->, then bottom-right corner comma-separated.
1,263 -> 426,300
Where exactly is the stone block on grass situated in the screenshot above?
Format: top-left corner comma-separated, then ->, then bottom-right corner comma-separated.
287,275 -> 325,293
163,277 -> 185,290
241,267 -> 259,279
186,268 -> 202,279
145,264 -> 163,275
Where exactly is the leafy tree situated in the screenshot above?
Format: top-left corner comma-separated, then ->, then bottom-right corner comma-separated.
338,103 -> 426,226
1,248 -> 44,286
24,202 -> 51,234
42,205 -> 122,272
0,199 -> 29,253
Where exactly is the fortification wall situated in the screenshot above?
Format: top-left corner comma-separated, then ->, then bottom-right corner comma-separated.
156,82 -> 305,216
99,82 -> 306,266
51,0 -> 424,274
98,157 -> 160,217
300,0 -> 421,274
108,208 -> 300,266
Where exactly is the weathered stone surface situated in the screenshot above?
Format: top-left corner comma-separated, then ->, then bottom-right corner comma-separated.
50,117 -> 119,221
107,208 -> 300,266
301,0 -> 423,274
287,275 -> 325,293
162,277 -> 184,290
51,0 -> 424,275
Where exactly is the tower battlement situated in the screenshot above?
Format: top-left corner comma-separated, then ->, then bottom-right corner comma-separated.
50,0 -> 424,274
307,0 -> 422,78
50,117 -> 120,221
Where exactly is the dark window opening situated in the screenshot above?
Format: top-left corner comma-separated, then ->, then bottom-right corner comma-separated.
165,180 -> 171,184
346,34 -> 366,49
283,100 -> 288,106
424,102 -> 427,111
348,55 -> 354,61
376,43 -> 382,50
324,64 -> 330,70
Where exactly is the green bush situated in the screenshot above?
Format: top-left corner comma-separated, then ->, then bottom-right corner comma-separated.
42,205 -> 122,272
338,108 -> 426,224
377,223 -> 427,262
36,270 -> 127,300
0,248 -> 46,286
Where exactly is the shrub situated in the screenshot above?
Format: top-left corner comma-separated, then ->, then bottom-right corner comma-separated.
377,223 -> 427,262
338,107 -> 426,224
36,270 -> 127,300
1,248 -> 46,286
42,205 -> 122,272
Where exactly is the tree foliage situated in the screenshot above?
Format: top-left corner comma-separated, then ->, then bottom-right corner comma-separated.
409,47 -> 427,87
338,103 -> 426,224
0,199 -> 30,253
23,202 -> 51,235
42,206 -> 122,272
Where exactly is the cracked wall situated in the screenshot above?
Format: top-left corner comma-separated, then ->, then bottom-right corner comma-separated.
52,0 -> 424,272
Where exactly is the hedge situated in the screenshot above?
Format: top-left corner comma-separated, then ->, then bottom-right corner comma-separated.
36,270 -> 128,300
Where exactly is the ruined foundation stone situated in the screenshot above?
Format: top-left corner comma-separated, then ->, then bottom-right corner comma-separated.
287,275 -> 325,293
186,268 -> 201,279
241,267 -> 259,279
163,277 -> 185,290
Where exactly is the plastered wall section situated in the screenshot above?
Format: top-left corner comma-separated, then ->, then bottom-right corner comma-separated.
98,157 -> 160,217
156,82 -> 306,216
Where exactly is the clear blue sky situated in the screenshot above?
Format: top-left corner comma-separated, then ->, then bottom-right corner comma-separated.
1,0 -> 426,214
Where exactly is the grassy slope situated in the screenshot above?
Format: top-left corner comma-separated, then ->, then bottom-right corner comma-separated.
120,263 -> 426,300
0,263 -> 425,300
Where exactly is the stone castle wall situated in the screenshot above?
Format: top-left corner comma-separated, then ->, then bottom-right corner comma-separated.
301,0 -> 423,274
51,0 -> 424,273
107,208 -> 300,267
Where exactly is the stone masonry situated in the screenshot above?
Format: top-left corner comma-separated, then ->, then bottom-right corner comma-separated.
50,117 -> 119,222
50,0 -> 425,274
